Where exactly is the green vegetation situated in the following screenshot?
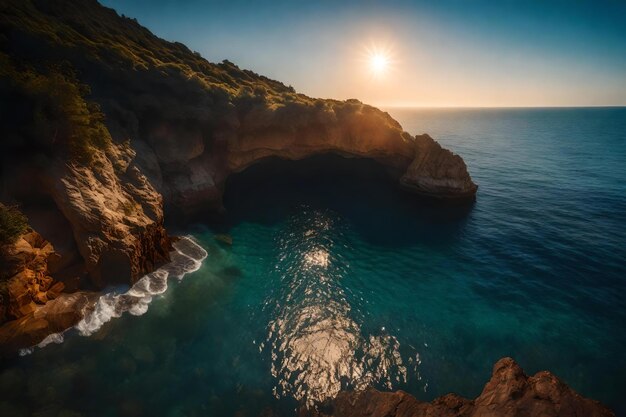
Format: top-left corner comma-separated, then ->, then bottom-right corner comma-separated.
0,204 -> 29,246
0,0 -> 393,175
0,52 -> 111,162
0,0 -> 299,104
0,0 -> 320,167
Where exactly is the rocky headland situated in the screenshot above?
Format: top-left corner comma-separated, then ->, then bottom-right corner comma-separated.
299,358 -> 615,417
0,1 -> 612,415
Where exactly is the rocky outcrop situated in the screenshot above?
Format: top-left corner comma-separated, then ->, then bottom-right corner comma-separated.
0,230 -> 100,353
227,100 -> 415,173
0,137 -> 171,351
0,231 -> 65,324
300,358 -> 614,417
226,100 -> 476,197
401,134 -> 478,198
46,143 -> 171,288
0,292 -> 98,355
150,100 -> 477,216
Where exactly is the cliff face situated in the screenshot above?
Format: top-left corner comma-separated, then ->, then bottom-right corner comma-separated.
300,358 -> 615,417
0,229 -> 98,354
46,144 -> 170,287
158,99 -> 478,215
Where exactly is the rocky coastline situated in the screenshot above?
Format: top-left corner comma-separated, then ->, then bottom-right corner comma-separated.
299,358 -> 615,417
0,0 -> 476,352
0,1 -> 612,415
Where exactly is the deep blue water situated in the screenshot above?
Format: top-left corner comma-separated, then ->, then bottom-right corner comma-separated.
1,108 -> 625,417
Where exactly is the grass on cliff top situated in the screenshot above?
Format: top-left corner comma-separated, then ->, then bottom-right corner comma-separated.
0,0 -> 299,103
0,204 -> 29,246
0,51 -> 111,163
0,0 -> 405,157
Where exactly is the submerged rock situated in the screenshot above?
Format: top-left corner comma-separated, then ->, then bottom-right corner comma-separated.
214,234 -> 233,246
299,357 -> 614,417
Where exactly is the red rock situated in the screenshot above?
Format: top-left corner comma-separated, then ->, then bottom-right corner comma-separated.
300,358 -> 614,417
33,291 -> 48,305
46,281 -> 65,300
1,232 -> 68,323
0,292 -> 98,356
7,270 -> 37,318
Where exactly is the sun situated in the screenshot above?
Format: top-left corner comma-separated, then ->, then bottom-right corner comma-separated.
370,53 -> 390,75
361,43 -> 395,79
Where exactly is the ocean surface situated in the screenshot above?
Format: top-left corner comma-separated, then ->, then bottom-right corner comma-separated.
1,107 -> 625,417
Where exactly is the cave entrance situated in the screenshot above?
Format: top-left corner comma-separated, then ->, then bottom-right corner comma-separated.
219,153 -> 473,242
222,154 -> 398,215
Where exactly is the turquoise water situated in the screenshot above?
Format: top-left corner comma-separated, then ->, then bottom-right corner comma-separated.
1,108 -> 625,416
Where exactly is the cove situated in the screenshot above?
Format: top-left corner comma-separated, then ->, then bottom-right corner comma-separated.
1,140 -> 623,416
0,155 -> 474,416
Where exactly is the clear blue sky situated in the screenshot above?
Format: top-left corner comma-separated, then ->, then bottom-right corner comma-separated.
100,0 -> 626,107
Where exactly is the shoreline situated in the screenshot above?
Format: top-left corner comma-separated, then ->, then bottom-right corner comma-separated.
1,236 -> 207,358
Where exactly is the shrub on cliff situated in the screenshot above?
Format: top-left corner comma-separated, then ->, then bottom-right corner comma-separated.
0,53 -> 111,163
0,204 -> 28,246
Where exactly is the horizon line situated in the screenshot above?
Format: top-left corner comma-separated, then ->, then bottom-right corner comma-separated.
376,104 -> 626,109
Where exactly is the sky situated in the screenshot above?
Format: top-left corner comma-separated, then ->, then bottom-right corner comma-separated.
100,0 -> 626,107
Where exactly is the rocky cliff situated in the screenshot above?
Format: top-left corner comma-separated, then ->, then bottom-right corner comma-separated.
0,0 -> 471,344
0,228 -> 98,354
0,0 -> 476,297
299,358 -> 615,417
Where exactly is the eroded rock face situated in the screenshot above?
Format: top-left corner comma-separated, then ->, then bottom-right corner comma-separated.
0,292 -> 98,355
299,358 -> 614,417
46,143 -> 171,288
155,101 -> 477,215
227,101 -> 415,173
0,230 -> 100,353
401,134 -> 478,198
0,231 -> 65,324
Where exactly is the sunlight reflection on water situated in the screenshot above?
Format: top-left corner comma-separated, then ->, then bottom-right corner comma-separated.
263,209 -> 417,407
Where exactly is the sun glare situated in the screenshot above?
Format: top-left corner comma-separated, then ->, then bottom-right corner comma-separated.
362,43 -> 395,79
370,53 -> 389,75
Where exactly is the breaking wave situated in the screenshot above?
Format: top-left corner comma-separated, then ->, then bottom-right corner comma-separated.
19,236 -> 208,356
76,236 -> 208,336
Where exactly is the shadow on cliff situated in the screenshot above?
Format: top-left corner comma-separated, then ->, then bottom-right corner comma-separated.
210,154 -> 475,248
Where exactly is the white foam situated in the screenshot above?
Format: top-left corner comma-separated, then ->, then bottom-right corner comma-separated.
74,236 -> 208,336
18,347 -> 34,356
37,332 -> 64,347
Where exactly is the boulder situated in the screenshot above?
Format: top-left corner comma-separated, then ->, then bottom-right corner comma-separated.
300,358 -> 614,417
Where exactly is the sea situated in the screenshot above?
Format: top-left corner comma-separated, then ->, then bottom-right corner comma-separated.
1,107 -> 625,417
